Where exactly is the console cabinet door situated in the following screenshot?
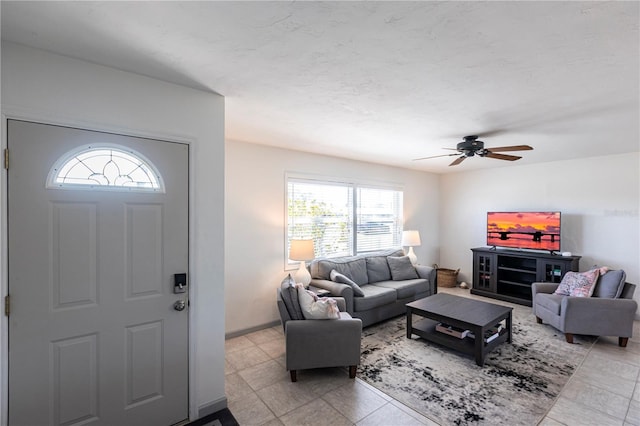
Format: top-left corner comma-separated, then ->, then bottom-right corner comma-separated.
473,252 -> 496,293
537,258 -> 579,283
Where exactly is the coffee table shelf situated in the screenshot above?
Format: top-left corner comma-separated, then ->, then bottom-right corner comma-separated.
410,318 -> 509,357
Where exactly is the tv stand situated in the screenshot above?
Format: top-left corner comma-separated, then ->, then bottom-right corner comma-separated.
471,247 -> 580,306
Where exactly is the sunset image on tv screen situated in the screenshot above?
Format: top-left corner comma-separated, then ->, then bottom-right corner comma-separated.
487,212 -> 560,251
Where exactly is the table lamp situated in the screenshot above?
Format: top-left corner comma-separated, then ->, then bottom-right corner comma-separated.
401,230 -> 421,265
289,239 -> 315,287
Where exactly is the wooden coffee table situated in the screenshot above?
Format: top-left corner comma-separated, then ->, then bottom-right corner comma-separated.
406,293 -> 513,366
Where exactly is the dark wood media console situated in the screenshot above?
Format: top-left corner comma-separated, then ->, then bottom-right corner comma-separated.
471,247 -> 581,306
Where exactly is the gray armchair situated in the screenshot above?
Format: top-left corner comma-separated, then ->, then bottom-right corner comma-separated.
532,281 -> 637,347
276,288 -> 362,382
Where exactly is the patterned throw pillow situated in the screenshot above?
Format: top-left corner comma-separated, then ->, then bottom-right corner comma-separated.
297,288 -> 340,320
554,269 -> 600,297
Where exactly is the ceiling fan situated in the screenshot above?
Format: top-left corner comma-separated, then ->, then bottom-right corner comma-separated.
413,135 -> 533,166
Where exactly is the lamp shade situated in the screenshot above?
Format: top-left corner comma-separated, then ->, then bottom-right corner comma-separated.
289,239 -> 315,261
401,230 -> 421,247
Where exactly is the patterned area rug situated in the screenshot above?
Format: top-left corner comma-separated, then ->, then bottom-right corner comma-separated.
359,301 -> 595,426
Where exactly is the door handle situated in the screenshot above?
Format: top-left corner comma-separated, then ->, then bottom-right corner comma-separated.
174,300 -> 186,311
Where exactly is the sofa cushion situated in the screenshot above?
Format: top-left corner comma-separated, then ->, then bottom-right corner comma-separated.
353,285 -> 397,311
330,269 -> 365,297
554,269 -> 599,296
387,256 -> 419,280
371,278 -> 428,299
592,269 -> 626,298
535,293 -> 564,316
280,274 -> 304,320
366,256 -> 392,283
311,257 -> 369,285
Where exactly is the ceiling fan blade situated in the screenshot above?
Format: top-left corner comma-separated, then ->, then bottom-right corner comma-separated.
485,152 -> 522,161
449,156 -> 466,166
412,153 -> 460,161
486,145 -> 533,152
474,129 -> 509,138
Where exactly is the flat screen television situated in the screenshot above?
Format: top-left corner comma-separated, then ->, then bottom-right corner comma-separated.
487,211 -> 561,252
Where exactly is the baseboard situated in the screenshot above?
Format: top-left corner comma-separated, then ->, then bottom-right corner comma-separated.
225,320 -> 280,339
198,397 -> 228,418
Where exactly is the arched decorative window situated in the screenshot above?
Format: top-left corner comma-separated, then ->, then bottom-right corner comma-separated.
47,145 -> 164,192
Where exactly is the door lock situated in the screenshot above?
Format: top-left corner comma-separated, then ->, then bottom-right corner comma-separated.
174,273 -> 187,294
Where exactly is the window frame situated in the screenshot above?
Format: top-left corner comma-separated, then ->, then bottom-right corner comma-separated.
285,172 -> 404,269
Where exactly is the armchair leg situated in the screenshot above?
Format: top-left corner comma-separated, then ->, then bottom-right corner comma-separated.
349,365 -> 357,379
619,337 -> 629,347
536,317 -> 542,324
565,333 -> 574,344
290,370 -> 297,382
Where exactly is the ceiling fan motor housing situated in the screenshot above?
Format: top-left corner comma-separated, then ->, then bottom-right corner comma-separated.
457,136 -> 485,157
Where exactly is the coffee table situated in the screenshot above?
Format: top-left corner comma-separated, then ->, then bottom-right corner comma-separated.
406,293 -> 512,366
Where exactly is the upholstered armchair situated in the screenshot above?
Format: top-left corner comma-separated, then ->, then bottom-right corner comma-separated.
532,270 -> 637,347
276,288 -> 362,382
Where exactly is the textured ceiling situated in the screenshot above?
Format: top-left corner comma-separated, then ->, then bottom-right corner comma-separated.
2,1 -> 638,173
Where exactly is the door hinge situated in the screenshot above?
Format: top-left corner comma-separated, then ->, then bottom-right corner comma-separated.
4,295 -> 9,317
3,148 -> 8,170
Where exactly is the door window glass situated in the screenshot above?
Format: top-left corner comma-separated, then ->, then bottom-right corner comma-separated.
47,145 -> 164,192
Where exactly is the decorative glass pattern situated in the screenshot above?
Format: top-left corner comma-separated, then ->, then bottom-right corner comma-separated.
49,146 -> 163,191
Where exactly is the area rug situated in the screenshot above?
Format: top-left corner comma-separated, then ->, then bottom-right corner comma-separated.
358,302 -> 595,426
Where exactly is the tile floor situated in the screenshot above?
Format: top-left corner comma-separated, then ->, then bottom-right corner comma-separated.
225,288 -> 640,425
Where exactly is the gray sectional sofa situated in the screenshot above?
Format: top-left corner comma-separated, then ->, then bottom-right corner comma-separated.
309,249 -> 437,327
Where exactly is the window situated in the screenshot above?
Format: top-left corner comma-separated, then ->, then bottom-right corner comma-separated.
47,145 -> 164,192
287,176 -> 403,262
356,186 -> 403,253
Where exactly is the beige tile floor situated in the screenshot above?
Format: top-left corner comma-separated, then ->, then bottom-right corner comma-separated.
225,288 -> 640,425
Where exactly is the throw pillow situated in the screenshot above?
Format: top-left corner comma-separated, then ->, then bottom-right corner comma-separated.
592,269 -> 626,298
297,287 -> 340,320
330,269 -> 365,297
280,274 -> 305,320
387,256 -> 419,280
554,269 -> 600,297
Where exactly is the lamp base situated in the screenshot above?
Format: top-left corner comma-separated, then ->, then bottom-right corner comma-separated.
406,246 -> 418,265
294,261 -> 311,288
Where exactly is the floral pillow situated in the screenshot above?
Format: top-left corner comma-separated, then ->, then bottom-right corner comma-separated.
297,287 -> 340,320
554,269 -> 600,297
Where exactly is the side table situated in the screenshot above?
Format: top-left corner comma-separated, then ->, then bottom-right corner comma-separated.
308,285 -> 331,297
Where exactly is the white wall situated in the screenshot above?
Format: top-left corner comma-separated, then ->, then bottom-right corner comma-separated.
225,140 -> 440,334
439,153 -> 640,313
1,43 -> 226,419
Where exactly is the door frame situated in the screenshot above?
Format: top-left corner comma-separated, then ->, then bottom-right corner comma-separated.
0,109 -> 199,424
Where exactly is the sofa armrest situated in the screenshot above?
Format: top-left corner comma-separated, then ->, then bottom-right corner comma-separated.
332,297 -> 346,312
285,317 -> 362,370
531,282 -> 559,296
531,282 -> 560,317
562,297 -> 638,337
415,265 -> 437,293
310,279 -> 354,313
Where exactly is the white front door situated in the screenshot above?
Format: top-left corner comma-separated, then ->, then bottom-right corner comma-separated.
7,120 -> 189,425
